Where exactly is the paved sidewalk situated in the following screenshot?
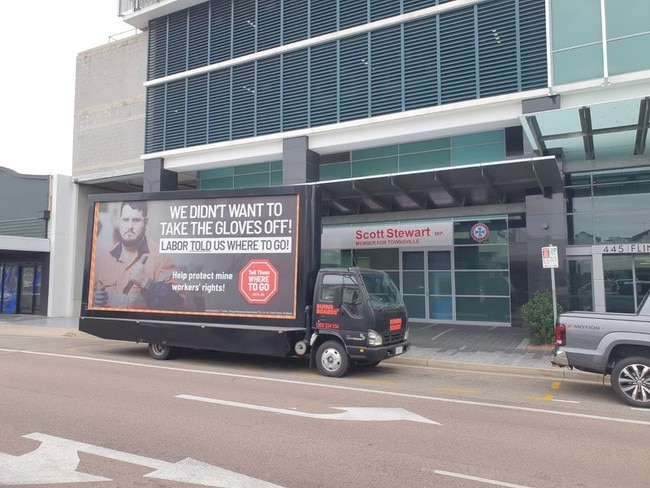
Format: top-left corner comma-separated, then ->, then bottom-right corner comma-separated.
0,314 -> 558,373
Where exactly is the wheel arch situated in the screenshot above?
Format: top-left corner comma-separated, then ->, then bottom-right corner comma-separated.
607,343 -> 650,373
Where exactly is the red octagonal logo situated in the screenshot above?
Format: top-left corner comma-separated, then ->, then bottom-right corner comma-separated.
238,259 -> 279,304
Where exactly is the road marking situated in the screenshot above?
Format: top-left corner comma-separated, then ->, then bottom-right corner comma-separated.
431,469 -> 533,488
525,395 -> 580,404
177,394 -> 440,424
525,394 -> 554,402
430,328 -> 453,341
0,432 -> 283,487
1,347 -> 649,426
436,387 -> 479,394
551,381 -> 561,390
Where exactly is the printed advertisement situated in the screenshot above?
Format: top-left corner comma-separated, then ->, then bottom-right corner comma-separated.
88,194 -> 300,318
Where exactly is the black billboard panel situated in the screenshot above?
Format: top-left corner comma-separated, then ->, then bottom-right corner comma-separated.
87,192 -> 301,319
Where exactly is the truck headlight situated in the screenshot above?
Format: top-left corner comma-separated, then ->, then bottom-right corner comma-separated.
368,330 -> 383,346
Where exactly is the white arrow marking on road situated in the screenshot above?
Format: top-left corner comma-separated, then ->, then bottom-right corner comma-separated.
177,394 -> 440,425
0,433 -> 284,487
0,435 -> 110,484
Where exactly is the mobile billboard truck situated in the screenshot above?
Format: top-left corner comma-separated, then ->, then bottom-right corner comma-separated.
80,185 -> 410,377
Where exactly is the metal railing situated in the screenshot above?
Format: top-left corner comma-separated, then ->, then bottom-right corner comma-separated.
118,0 -> 162,17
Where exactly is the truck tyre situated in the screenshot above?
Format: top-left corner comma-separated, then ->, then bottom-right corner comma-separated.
148,343 -> 175,360
611,356 -> 650,407
316,340 -> 349,377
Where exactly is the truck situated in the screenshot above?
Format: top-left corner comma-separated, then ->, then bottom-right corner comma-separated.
79,185 -> 410,377
551,291 -> 650,407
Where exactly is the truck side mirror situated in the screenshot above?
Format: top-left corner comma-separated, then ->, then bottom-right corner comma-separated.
332,287 -> 343,309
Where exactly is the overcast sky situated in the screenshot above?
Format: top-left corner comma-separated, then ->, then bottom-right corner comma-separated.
0,1 -> 131,176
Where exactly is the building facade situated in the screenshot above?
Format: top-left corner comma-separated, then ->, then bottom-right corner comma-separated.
0,168 -> 76,316
72,0 -> 650,324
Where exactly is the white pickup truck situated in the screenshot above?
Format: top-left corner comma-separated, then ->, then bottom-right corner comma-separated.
552,292 -> 650,407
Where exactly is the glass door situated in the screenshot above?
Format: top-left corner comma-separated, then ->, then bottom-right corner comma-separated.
428,250 -> 453,320
401,250 -> 453,321
402,251 -> 425,319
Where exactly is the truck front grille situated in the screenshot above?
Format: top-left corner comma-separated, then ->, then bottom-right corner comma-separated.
383,331 -> 406,345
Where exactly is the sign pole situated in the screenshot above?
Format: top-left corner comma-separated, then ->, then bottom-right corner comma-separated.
541,244 -> 559,324
551,265 -> 557,325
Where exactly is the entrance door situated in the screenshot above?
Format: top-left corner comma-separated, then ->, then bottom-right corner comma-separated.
401,250 -> 453,321
1,265 -> 19,314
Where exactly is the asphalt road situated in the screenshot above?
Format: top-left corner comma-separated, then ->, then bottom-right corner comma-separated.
1,330 -> 649,487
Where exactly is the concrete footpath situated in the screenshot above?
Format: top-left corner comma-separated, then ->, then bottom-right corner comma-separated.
0,314 -> 577,378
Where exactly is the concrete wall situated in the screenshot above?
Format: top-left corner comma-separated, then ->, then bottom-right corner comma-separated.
72,33 -> 147,179
47,175 -> 77,316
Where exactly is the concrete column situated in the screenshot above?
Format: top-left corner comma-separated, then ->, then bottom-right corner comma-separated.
282,136 -> 319,184
525,192 -> 568,308
143,158 -> 177,192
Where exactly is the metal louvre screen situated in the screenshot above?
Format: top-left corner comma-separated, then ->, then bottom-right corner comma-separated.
145,0 -> 547,153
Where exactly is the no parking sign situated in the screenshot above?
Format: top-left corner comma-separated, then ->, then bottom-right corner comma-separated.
541,245 -> 558,268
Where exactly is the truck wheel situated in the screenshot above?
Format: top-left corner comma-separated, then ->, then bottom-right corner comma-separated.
611,356 -> 650,407
316,340 -> 349,377
148,343 -> 175,360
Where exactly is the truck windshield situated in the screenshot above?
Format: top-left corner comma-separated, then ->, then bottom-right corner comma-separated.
360,271 -> 405,310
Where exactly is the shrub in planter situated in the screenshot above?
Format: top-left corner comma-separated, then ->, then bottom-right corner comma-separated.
521,291 -> 564,345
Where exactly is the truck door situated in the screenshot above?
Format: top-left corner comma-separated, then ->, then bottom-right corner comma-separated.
315,272 -> 368,334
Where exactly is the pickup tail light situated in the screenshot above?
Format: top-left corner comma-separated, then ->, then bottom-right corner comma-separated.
555,323 -> 566,347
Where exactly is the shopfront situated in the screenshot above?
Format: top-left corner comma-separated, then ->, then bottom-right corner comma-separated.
322,218 -> 522,325
0,262 -> 43,314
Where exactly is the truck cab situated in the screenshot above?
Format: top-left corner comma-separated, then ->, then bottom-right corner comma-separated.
310,267 -> 410,377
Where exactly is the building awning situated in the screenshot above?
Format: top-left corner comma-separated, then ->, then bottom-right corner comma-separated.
315,156 -> 563,217
520,96 -> 649,162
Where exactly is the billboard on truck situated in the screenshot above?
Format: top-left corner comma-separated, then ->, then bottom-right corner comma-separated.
83,187 -> 314,321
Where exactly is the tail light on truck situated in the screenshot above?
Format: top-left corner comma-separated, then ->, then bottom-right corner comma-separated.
555,323 -> 566,346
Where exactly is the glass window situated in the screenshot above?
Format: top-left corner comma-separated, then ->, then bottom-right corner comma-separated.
404,295 -> 425,319
568,258 -> 593,311
352,156 -> 399,177
452,144 -> 505,166
567,213 -> 594,245
454,219 -> 508,245
402,271 -> 424,295
551,0 -> 602,49
429,296 -> 452,320
566,186 -> 592,213
607,36 -> 650,75
456,297 -> 510,323
593,182 -> 650,211
454,245 -> 509,270
403,251 -> 424,270
455,271 -> 510,296
352,249 -> 399,270
603,254 -> 635,313
399,150 -> 451,172
428,271 -> 452,295
553,45 -> 604,85
605,0 -> 650,38
594,212 -> 650,244
428,251 -> 451,270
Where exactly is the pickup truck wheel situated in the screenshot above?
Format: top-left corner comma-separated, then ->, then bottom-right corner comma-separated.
148,343 -> 175,360
316,340 -> 349,377
611,356 -> 650,407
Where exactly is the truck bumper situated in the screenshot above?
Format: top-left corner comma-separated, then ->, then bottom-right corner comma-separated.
551,348 -> 569,367
349,341 -> 411,363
